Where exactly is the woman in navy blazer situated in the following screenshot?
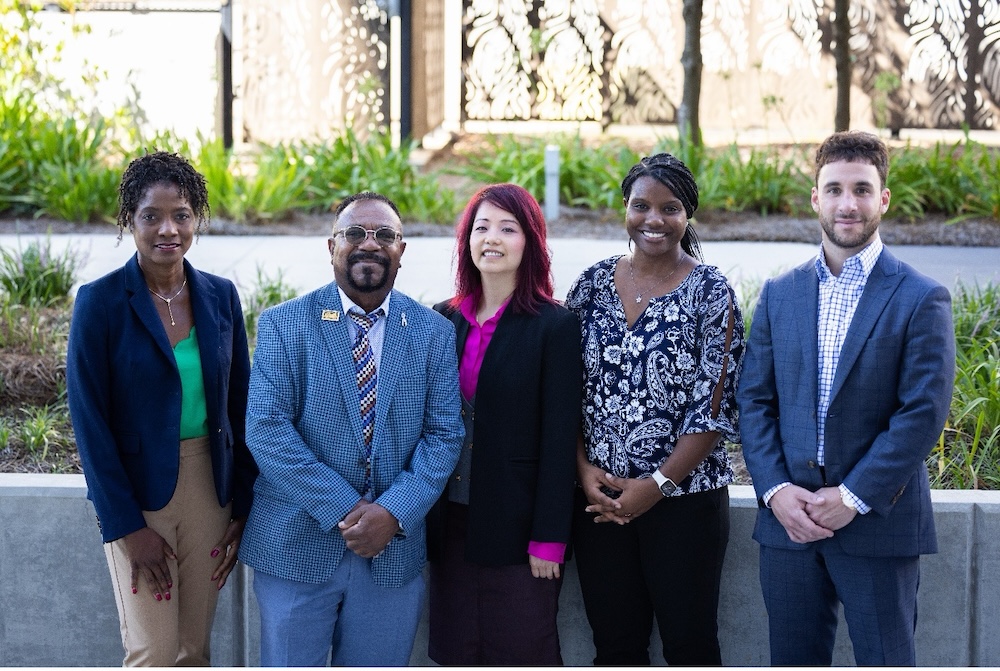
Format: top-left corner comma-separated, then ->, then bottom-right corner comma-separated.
427,183 -> 582,665
66,152 -> 256,666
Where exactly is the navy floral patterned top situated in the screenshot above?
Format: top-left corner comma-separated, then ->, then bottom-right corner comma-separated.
565,256 -> 746,494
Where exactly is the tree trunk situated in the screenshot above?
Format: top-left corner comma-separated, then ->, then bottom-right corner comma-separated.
833,0 -> 851,131
679,0 -> 703,146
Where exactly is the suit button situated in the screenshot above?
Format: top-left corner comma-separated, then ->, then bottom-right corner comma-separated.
455,475 -> 461,481
217,428 -> 222,433
808,460 -> 816,468
468,443 -> 473,450
461,409 -> 465,416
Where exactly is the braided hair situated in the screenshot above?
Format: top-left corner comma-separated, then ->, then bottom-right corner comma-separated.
621,152 -> 703,261
117,151 -> 210,241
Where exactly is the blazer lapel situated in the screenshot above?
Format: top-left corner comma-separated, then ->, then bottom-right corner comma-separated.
123,254 -> 175,364
188,263 -> 221,408
317,286 -> 366,447
829,251 -> 903,401
451,311 -> 470,360
794,260 -> 821,403
478,307 -> 519,378
372,291 -> 411,450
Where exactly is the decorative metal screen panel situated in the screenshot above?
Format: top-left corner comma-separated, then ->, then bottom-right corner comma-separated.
461,0 -> 1000,130
240,0 -> 390,144
462,0 -> 676,124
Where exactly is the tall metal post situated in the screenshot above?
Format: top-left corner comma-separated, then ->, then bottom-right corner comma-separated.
544,144 -> 560,221
387,0 -> 411,147
219,0 -> 233,148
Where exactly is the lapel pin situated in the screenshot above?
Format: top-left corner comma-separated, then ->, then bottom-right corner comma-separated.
401,312 -> 408,327
322,310 -> 340,321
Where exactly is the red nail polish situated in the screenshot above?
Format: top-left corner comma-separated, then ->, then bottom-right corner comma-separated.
155,593 -> 162,601
167,581 -> 173,588
131,587 -> 137,594
211,548 -> 220,558
165,592 -> 171,601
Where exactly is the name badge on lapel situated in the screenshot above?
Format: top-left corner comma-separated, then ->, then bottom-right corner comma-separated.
321,310 -> 340,321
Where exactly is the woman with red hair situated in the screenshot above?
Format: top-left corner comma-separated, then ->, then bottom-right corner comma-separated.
427,183 -> 582,665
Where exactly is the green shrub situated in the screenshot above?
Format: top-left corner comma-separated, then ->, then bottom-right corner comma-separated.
18,404 -> 62,462
0,237 -> 82,307
242,265 -> 299,348
558,136 -> 642,210
16,114 -> 122,222
449,135 -> 545,198
0,94 -> 39,214
195,138 -> 311,223
30,158 -> 121,223
194,136 -> 238,218
712,145 -> 810,215
888,136 -> 1000,222
240,144 -> 311,222
293,128 -> 456,223
453,133 -> 644,211
927,282 -> 1000,489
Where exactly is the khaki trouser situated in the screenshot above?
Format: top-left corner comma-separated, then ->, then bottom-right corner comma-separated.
104,436 -> 232,667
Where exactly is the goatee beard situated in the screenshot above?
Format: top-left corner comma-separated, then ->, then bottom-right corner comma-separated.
347,251 -> 390,293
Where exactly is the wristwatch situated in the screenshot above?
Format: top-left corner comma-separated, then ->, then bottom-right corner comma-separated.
651,469 -> 678,497
840,487 -> 858,511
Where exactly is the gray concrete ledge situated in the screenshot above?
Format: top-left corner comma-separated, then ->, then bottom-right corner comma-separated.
1,475 -> 997,666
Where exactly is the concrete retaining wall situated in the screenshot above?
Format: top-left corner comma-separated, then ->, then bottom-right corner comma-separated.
1,475 -> 996,666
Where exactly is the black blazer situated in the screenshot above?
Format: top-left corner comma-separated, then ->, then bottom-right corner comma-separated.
67,254 -> 257,543
428,299 -> 582,566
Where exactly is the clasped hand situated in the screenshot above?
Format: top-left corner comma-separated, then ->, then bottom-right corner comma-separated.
579,460 -> 660,525
338,499 -> 399,558
770,485 -> 858,544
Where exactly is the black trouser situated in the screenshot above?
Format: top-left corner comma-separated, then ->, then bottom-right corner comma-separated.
572,485 -> 730,666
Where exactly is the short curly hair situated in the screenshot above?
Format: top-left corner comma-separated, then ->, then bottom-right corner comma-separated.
814,131 -> 889,189
117,151 -> 210,240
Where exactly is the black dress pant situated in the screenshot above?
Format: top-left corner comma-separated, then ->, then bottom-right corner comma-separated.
572,486 -> 730,666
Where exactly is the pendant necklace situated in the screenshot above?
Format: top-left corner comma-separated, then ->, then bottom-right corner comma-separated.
628,255 -> 682,304
149,278 -> 187,326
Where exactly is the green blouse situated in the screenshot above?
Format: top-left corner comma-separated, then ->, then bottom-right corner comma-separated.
174,326 -> 209,440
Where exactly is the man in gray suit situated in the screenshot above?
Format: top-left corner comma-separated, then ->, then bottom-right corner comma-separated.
738,131 -> 955,665
239,192 -> 464,666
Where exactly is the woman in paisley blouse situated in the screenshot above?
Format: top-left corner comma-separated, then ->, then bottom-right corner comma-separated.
565,152 -> 745,666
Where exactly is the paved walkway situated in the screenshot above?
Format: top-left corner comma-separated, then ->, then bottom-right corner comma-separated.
2,233 -> 997,304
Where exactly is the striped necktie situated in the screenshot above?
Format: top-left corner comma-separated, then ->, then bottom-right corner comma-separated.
349,308 -> 382,496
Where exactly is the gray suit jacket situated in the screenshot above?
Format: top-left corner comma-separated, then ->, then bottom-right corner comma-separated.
239,284 -> 464,586
738,248 -> 955,556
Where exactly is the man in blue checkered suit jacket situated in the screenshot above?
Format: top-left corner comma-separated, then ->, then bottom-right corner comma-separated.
239,192 -> 464,667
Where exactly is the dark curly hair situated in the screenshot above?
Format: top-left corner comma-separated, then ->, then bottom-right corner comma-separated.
814,131 -> 889,189
117,151 -> 210,241
621,152 -> 703,262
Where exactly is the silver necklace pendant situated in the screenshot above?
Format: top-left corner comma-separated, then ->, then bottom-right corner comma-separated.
149,278 -> 187,327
